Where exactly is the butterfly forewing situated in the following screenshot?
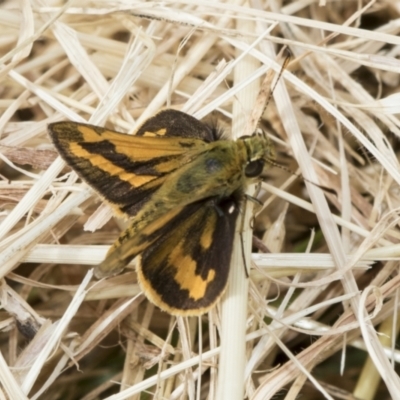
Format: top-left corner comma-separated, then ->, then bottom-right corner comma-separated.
48,115 -> 209,217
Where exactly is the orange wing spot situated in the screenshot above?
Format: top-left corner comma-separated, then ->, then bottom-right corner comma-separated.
142,128 -> 166,137
155,128 -> 167,136
114,135 -> 199,160
172,244 -> 216,301
79,125 -> 206,161
199,212 -> 216,250
79,125 -> 104,142
70,143 -> 156,187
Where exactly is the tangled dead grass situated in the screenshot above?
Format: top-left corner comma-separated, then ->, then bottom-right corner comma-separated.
1,1 -> 400,399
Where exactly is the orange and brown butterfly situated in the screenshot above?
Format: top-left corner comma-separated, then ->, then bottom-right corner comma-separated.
48,109 -> 274,316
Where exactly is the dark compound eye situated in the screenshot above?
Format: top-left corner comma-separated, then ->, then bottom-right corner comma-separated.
245,159 -> 264,177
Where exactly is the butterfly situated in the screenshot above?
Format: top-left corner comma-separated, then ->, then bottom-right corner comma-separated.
48,109 -> 274,315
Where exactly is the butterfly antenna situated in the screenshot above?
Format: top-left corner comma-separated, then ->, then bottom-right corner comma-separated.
260,51 -> 291,121
265,157 -> 337,195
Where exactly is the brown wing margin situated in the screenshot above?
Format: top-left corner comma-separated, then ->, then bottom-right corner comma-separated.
136,195 -> 240,316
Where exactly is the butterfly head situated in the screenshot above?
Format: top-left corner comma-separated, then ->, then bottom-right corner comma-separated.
240,132 -> 275,178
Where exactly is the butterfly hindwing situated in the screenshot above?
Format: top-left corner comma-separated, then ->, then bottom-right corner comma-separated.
136,109 -> 218,141
136,197 -> 240,315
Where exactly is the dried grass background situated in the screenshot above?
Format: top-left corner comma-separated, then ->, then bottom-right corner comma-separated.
1,1 -> 400,399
